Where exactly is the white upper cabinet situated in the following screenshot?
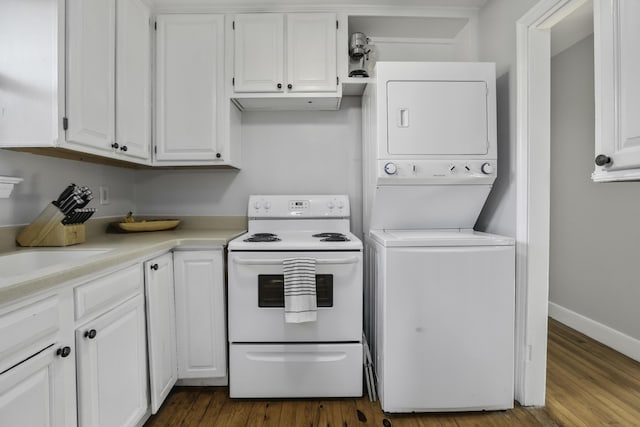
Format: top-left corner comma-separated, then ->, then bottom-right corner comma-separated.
0,0 -> 64,147
593,0 -> 640,181
233,14 -> 285,93
155,14 -> 240,165
65,0 -> 116,154
231,13 -> 340,110
115,0 -> 151,161
65,0 -> 151,163
287,13 -> 338,93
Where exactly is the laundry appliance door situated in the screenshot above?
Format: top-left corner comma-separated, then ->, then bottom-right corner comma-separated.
373,234 -> 515,412
386,80 -> 489,156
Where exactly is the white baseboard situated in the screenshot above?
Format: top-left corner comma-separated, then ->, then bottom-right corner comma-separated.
548,302 -> 640,362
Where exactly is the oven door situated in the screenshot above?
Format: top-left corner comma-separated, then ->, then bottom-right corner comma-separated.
228,251 -> 362,342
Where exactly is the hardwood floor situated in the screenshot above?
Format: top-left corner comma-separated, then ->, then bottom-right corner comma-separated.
146,319 -> 640,426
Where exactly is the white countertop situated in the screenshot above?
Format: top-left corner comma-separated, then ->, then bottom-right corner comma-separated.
0,228 -> 245,307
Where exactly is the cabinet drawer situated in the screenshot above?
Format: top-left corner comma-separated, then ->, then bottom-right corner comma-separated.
0,296 -> 60,373
74,264 -> 143,321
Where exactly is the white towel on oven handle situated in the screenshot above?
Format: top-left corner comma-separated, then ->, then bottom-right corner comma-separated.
283,257 -> 317,323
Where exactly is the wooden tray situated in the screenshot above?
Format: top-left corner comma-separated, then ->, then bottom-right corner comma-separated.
110,219 -> 180,233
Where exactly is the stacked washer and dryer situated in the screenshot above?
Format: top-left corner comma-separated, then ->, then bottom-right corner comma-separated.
362,62 -> 515,412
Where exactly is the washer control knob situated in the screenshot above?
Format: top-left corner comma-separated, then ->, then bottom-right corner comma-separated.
481,162 -> 494,175
263,201 -> 271,210
253,201 -> 261,210
327,201 -> 335,209
384,162 -> 398,175
336,199 -> 344,209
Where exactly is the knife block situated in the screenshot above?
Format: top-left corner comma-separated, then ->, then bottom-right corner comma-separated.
16,203 -> 86,247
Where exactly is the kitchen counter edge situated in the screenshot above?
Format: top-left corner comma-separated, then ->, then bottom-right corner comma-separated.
0,228 -> 245,307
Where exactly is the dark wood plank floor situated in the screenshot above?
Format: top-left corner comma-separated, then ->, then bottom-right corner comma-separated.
146,319 -> 640,426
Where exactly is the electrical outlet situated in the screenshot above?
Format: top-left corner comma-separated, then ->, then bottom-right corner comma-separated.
99,186 -> 110,205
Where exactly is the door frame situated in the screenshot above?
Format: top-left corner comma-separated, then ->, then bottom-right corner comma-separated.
514,0 -> 589,406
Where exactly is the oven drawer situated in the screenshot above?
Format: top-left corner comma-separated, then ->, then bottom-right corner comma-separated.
228,251 -> 363,342
229,343 -> 363,398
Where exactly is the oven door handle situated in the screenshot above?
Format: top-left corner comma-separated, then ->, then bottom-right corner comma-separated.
232,257 -> 360,266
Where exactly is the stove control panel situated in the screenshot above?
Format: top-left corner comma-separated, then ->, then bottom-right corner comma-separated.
249,195 -> 350,218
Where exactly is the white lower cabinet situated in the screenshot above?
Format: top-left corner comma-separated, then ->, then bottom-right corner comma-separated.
0,247 -> 228,426
173,250 -> 227,379
0,291 -> 76,427
0,345 -> 71,426
144,253 -> 178,413
76,294 -> 147,427
75,283 -> 148,427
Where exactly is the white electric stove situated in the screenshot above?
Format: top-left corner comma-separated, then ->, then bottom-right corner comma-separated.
227,195 -> 363,398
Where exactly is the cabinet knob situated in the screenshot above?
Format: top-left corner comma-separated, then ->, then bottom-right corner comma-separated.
595,154 -> 611,166
287,83 -> 293,89
56,346 -> 71,358
216,153 -> 221,159
277,83 -> 282,89
84,329 -> 97,339
120,145 -> 128,152
150,263 -> 159,270
111,142 -> 119,149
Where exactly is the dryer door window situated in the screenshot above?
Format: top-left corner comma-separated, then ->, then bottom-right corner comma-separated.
386,80 -> 489,155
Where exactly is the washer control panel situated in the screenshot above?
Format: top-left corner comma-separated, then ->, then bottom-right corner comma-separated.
377,159 -> 497,184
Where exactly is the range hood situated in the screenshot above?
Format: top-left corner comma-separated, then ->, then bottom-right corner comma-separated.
231,94 -> 342,111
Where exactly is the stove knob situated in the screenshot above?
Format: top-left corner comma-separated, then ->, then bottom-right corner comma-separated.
481,162 -> 494,175
263,201 -> 271,210
384,162 -> 397,175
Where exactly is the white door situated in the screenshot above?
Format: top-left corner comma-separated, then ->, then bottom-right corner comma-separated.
0,346 -> 70,427
593,0 -> 640,180
287,13 -> 337,93
386,81 -> 489,155
76,295 -> 148,427
377,244 -> 514,412
233,14 -> 284,93
65,0 -> 115,153
173,250 -> 226,379
144,253 -> 177,414
115,0 -> 151,161
155,14 -> 224,162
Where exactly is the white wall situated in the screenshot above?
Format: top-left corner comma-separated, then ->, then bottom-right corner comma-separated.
0,149 -> 136,226
134,96 -> 364,236
549,35 -> 640,343
475,0 -> 538,236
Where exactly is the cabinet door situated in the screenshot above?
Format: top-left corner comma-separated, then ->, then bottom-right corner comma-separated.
76,295 -> 148,427
287,13 -> 337,93
0,346 -> 73,427
174,250 -> 226,379
144,253 -> 177,414
233,14 -> 285,93
115,0 -> 151,161
593,0 -> 640,181
66,0 -> 115,153
155,14 -> 224,162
